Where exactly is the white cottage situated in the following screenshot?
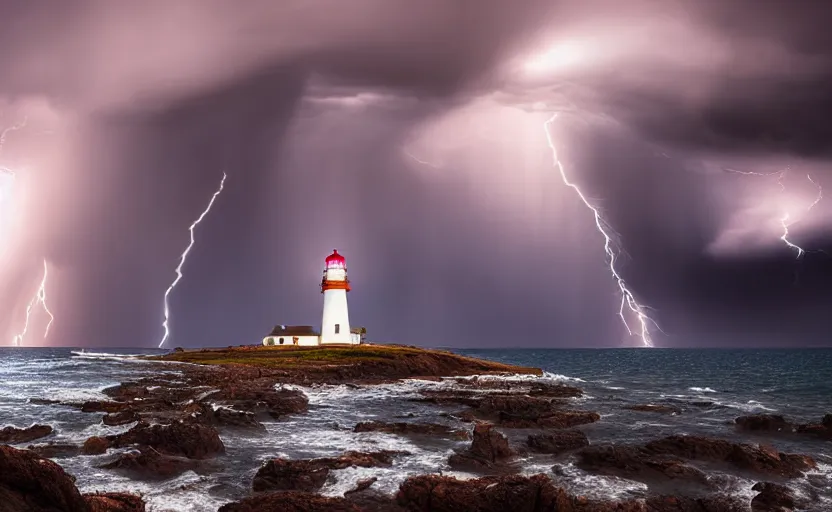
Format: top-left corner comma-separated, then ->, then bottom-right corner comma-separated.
262,250 -> 367,347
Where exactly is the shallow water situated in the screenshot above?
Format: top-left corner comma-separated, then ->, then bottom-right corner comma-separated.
1,347 -> 830,511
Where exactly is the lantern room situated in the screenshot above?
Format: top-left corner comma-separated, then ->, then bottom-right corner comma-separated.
325,249 -> 346,269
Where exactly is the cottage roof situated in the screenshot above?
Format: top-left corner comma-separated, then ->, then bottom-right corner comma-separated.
268,325 -> 320,336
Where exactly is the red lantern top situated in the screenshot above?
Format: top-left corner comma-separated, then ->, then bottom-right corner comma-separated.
325,249 -> 346,269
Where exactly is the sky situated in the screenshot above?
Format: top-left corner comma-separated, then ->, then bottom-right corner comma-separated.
1,0 -> 830,349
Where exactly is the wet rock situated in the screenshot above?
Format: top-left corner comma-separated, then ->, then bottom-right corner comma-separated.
527,430 -> 589,455
99,446 -> 200,480
81,401 -> 131,414
751,482 -> 797,511
102,383 -> 151,401
84,492 -> 146,512
795,414 -> 832,440
25,443 -> 81,459
396,473 -> 580,512
207,385 -> 308,418
0,424 -> 53,444
109,421 -> 225,459
27,398 -> 62,406
577,445 -> 710,486
645,435 -> 816,478
82,436 -> 111,455
0,445 -> 90,512
735,415 -> 793,433
218,492 -> 362,512
646,494 -> 747,512
252,451 -> 402,493
103,411 -> 141,426
345,477 -> 378,495
500,410 -> 600,429
183,402 -> 266,431
354,421 -> 469,440
448,423 -> 516,473
625,404 -> 682,415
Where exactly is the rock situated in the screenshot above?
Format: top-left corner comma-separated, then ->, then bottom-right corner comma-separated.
500,410 -> 601,429
795,415 -> 832,440
103,411 -> 141,426
208,385 -> 308,418
84,493 -> 146,512
353,421 -> 469,440
644,435 -> 816,478
0,445 -> 90,512
102,383 -> 151,401
469,423 -> 512,461
527,430 -> 589,455
345,477 -> 378,495
735,415 -> 792,433
0,424 -> 53,444
25,443 -> 81,459
82,436 -> 111,455
253,459 -> 331,492
99,446 -> 200,480
109,421 -> 225,459
252,451 -> 402,493
625,404 -> 682,415
182,403 -> 266,431
396,473 -> 577,512
81,401 -> 131,413
751,482 -> 797,511
218,492 -> 362,512
577,445 -> 710,486
448,423 -> 515,473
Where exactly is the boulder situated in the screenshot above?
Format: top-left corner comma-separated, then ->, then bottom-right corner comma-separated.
99,446 -> 200,480
500,410 -> 600,429
25,443 -> 81,459
182,403 -> 266,431
103,411 -> 141,427
577,445 -> 710,486
81,401 -> 131,414
448,423 -> 515,473
109,421 -> 224,459
750,482 -> 797,511
252,451 -> 401,493
0,424 -> 53,444
734,415 -> 792,433
82,436 -> 111,455
84,493 -> 146,512
526,430 -> 589,455
645,435 -> 816,478
0,445 -> 89,512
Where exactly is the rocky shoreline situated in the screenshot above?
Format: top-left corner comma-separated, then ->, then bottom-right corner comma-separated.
2,345 -> 830,511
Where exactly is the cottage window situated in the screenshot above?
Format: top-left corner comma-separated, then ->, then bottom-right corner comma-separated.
279,337 -> 285,345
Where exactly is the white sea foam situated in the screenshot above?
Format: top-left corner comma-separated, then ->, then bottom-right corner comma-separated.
549,462 -> 648,501
689,387 -> 718,393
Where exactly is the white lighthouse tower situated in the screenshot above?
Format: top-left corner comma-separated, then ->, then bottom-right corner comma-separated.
320,249 -> 355,345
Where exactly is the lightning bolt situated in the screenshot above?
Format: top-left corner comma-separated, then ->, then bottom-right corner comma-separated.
403,149 -> 442,169
12,259 -> 54,346
725,167 -> 823,258
544,113 -> 659,347
159,172 -> 227,348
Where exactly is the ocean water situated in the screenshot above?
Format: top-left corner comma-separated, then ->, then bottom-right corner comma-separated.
1,347 -> 830,511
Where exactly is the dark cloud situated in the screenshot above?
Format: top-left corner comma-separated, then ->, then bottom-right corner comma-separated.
1,0 -> 831,348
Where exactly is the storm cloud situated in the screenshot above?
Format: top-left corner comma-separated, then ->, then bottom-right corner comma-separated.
1,0 -> 830,348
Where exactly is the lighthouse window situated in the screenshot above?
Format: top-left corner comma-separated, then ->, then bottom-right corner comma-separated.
334,324 -> 340,334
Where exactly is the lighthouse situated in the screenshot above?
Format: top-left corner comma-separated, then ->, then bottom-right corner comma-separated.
261,249 -> 365,347
320,249 -> 355,345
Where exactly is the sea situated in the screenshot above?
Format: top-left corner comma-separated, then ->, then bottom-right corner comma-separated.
1,347 -> 830,511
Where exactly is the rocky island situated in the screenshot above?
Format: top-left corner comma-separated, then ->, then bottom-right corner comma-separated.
2,344 -> 829,511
